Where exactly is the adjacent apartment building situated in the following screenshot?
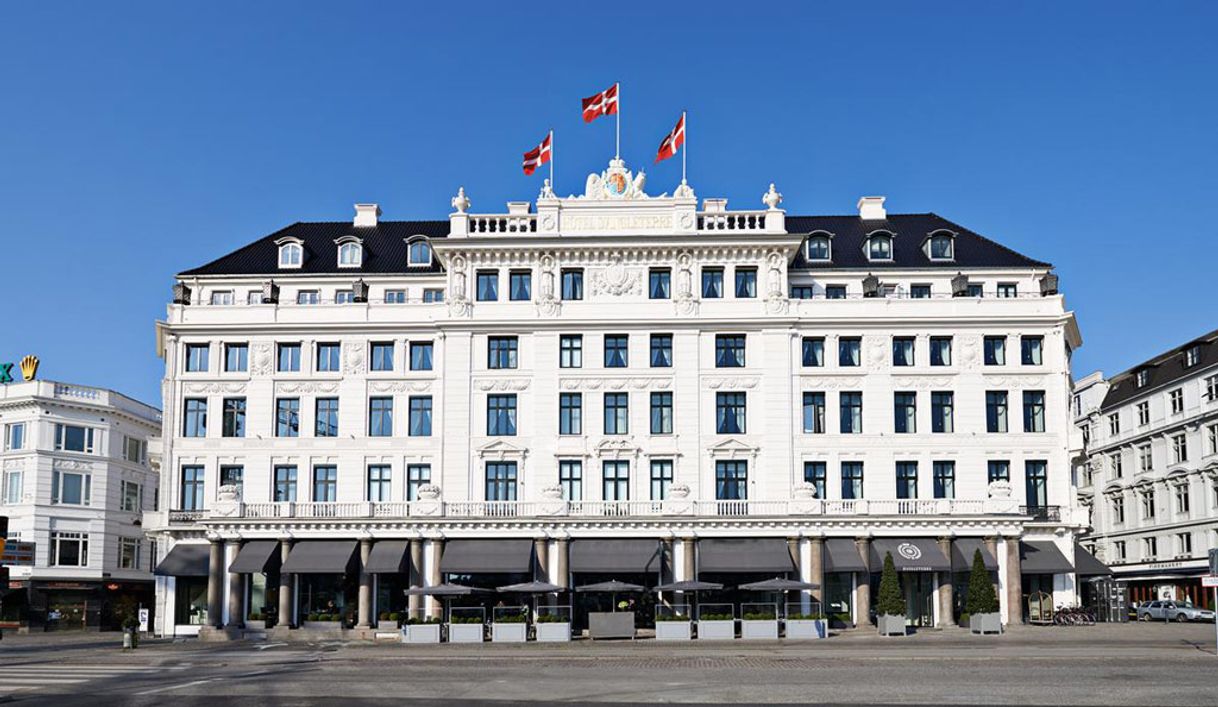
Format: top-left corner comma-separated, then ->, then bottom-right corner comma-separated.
145,157 -> 1095,638
0,378 -> 161,631
1074,329 -> 1218,607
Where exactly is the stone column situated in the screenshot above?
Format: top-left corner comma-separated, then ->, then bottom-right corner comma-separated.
854,537 -> 871,626
984,535 -> 1001,608
534,538 -> 550,583
425,539 -> 443,620
225,539 -> 243,629
937,537 -> 955,627
356,538 -> 373,629
408,539 -> 423,620
1004,536 -> 1023,625
207,538 -> 224,628
808,537 -> 825,608
681,537 -> 696,582
553,537 -> 569,589
277,538 -> 294,628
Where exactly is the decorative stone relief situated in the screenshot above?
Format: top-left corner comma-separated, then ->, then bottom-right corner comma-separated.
344,342 -> 366,375
799,377 -> 864,390
184,382 -> 247,394
448,254 -> 471,317
986,375 -> 1046,387
866,337 -> 887,369
474,379 -> 530,391
369,380 -> 433,393
704,377 -> 760,390
52,459 -> 92,471
762,183 -> 783,210
277,381 -> 340,394
591,255 -> 641,297
959,335 -> 981,370
559,378 -> 671,391
250,343 -> 273,376
891,376 -> 956,390
595,438 -> 642,460
536,253 -> 560,316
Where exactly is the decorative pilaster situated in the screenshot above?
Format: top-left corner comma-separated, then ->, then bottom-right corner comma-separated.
937,536 -> 955,627
808,537 -> 825,606
534,538 -> 550,583
553,537 -> 569,589
425,539 -> 444,619
356,538 -> 373,629
985,535 -> 1001,610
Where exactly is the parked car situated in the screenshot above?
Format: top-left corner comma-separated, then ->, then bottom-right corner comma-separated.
1137,600 -> 1216,623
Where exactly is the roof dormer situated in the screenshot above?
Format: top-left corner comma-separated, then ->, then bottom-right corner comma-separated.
335,235 -> 363,268
924,229 -> 956,261
406,235 -> 433,268
804,231 -> 833,262
864,230 -> 894,262
275,236 -> 304,269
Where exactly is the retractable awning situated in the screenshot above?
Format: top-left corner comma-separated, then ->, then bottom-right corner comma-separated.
698,538 -> 794,574
1074,544 -> 1112,576
440,539 -> 533,575
569,539 -> 661,574
951,538 -> 998,573
1019,541 -> 1074,574
281,540 -> 358,574
869,539 -> 952,572
365,540 -> 411,574
154,544 -> 211,577
823,538 -> 868,573
228,540 -> 281,574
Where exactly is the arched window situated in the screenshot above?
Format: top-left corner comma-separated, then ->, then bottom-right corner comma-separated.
278,242 -> 302,268
408,240 -> 432,266
929,234 -> 954,260
806,235 -> 831,261
338,242 -> 362,268
867,234 -> 893,261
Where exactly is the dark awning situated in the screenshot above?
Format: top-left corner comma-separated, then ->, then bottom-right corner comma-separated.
699,538 -> 794,574
1074,544 -> 1111,576
1020,541 -> 1074,574
154,544 -> 211,577
365,540 -> 411,574
281,540 -> 358,574
569,539 -> 661,574
870,539 -> 951,572
823,538 -> 868,573
228,540 -> 281,574
951,538 -> 998,572
440,539 -> 533,575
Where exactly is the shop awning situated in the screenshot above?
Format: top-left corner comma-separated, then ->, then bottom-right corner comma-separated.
951,538 -> 998,572
1074,544 -> 1111,576
698,538 -> 794,574
440,539 -> 533,575
823,538 -> 868,573
1019,541 -> 1074,574
154,544 -> 211,577
870,539 -> 952,572
228,540 -> 281,574
281,540 -> 358,574
569,539 -> 661,574
364,540 -> 411,574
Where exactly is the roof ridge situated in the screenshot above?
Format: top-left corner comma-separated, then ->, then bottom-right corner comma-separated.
923,212 -> 1052,269
177,221 -> 303,278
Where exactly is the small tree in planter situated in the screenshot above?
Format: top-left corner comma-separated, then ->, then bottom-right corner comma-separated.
876,551 -> 906,636
965,548 -> 1001,634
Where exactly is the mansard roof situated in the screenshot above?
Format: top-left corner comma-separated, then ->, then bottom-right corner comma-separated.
1100,328 -> 1218,409
179,212 -> 1048,277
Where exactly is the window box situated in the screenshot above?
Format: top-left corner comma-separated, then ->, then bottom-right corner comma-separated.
403,622 -> 441,644
877,614 -> 907,636
784,618 -> 827,639
655,618 -> 692,641
447,621 -> 485,643
969,613 -> 1002,635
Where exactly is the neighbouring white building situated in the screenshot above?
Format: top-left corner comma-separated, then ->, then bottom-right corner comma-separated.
0,378 -> 161,631
1074,329 -> 1218,609
145,157 -> 1094,639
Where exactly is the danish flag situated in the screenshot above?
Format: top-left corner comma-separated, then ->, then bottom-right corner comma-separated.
581,83 -> 619,123
522,132 -> 552,176
655,113 -> 686,163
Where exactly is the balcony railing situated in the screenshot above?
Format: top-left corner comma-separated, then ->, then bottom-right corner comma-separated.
1020,505 -> 1062,522
168,509 -> 205,523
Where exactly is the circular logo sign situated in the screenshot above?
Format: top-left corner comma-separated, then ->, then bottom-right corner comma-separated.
897,542 -> 922,561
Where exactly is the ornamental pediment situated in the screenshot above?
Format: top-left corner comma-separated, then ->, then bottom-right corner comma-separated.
475,439 -> 528,460
706,437 -> 760,459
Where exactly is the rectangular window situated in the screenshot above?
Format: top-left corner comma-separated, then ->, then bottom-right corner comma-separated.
803,392 -> 826,434
4,422 -> 25,451
488,336 -> 519,369
702,268 -> 724,298
933,461 -> 955,499
1111,496 -> 1125,524
603,392 -> 629,435
1020,336 -> 1043,365
222,397 -> 246,438
367,465 -> 392,502
119,537 -> 141,570
893,392 -> 916,434
210,290 -> 234,306
385,289 -> 407,304
476,270 -> 499,301
409,396 -> 433,436
650,460 -> 673,501
4,469 -> 23,503
277,343 -> 301,372
1025,460 -> 1047,508
967,283 -> 984,298
180,466 -> 205,510
1114,540 -> 1126,561
1208,424 -> 1218,456
838,337 -> 861,366
734,268 -> 757,298
1142,490 -> 1156,520
559,460 -> 583,501
804,462 -> 826,500
1207,376 -> 1218,402
183,399 -> 208,438
801,337 -> 824,367
1175,485 -> 1191,515
1185,346 -> 1201,368
649,268 -> 671,299
409,341 -> 434,371
790,286 -> 814,299
559,335 -> 583,368
486,462 -> 518,501
1177,532 -> 1193,556
715,392 -> 746,434
296,290 -> 319,305
185,343 -> 209,372
1108,412 -> 1120,437
997,283 -> 1018,298
1023,391 -> 1046,432
121,436 -> 143,464
407,464 -> 431,501
1172,433 -> 1187,463
983,336 -> 1006,366
312,466 -> 337,502
559,393 -> 583,435
487,394 -> 518,436
604,335 -> 629,368
51,532 -> 88,567
561,269 -> 584,300
335,290 -> 354,304
931,392 -> 959,433
892,337 -> 915,367
52,469 -> 92,505
370,342 -> 394,371
896,461 -> 918,499
55,424 -> 96,453
986,391 -> 1008,433
650,334 -> 672,368
422,288 -> 444,303
1170,389 -> 1184,415
276,398 -> 300,437
825,285 -> 847,300
987,460 -> 1010,484
315,343 -> 340,372
715,460 -> 748,500
368,397 -> 393,437
274,465 -> 298,502
219,465 -> 243,495
1143,537 -> 1157,560
602,460 -> 629,501
509,270 -> 532,301
1111,452 -> 1123,478
1139,444 -> 1153,473
224,343 -> 248,372
930,337 -> 952,366
840,392 -> 863,434
1137,401 -> 1150,426
650,392 -> 673,435
910,284 -> 931,299
715,334 -> 746,368
841,462 -> 864,500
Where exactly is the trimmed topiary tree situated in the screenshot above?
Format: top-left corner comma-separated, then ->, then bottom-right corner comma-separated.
965,548 -> 999,616
876,551 -> 904,617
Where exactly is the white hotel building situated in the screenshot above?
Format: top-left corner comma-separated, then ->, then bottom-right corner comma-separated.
145,159 -> 1095,638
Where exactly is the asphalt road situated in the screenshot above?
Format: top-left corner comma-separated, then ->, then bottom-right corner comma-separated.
2,623 -> 1217,705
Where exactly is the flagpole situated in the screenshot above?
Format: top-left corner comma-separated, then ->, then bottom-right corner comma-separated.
681,110 -> 687,185
550,129 -> 554,191
615,82 -> 621,160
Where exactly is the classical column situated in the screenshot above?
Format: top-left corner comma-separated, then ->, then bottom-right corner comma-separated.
808,537 -> 825,608
207,538 -> 224,628
984,535 -> 1001,608
854,537 -> 871,626
356,538 -> 373,629
534,538 -> 550,583
554,537 -> 570,589
425,539 -> 443,619
681,537 -> 696,582
1004,536 -> 1024,625
225,539 -> 243,629
408,539 -> 423,620
937,537 -> 955,627
277,538 -> 294,628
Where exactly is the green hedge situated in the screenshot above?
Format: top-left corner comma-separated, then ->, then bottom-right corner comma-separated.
699,612 -> 734,621
742,612 -> 777,621
536,614 -> 568,623
655,614 -> 690,622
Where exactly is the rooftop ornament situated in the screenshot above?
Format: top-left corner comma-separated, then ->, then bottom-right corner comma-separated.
450,186 -> 470,214
762,183 -> 783,210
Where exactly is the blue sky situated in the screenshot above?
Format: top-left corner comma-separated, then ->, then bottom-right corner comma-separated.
1,1 -> 1215,406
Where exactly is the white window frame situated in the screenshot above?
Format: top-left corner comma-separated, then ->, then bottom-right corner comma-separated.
805,234 -> 832,262
123,436 -> 146,464
118,537 -> 142,570
337,241 -> 363,268
121,479 -> 142,513
866,233 -> 893,262
278,241 -> 303,269
926,232 -> 955,261
1137,401 -> 1150,426
407,238 -> 433,267
4,422 -> 25,451
51,531 -> 89,567
3,469 -> 21,504
296,290 -> 320,305
52,469 -> 92,506
54,424 -> 96,454
209,290 -> 234,306
1169,388 -> 1184,415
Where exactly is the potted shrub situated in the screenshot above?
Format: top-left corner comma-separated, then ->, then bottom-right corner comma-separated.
492,608 -> 528,643
121,612 -> 140,650
304,612 -> 343,631
403,616 -> 441,644
246,612 -> 267,632
740,605 -> 779,640
655,608 -> 692,641
785,611 -> 827,639
696,605 -> 736,641
876,551 -> 907,636
535,609 -> 572,642
966,548 -> 1002,634
377,611 -> 400,632
447,612 -> 485,643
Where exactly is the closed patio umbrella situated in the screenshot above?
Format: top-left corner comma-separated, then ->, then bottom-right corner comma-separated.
737,577 -> 821,619
403,583 -> 490,622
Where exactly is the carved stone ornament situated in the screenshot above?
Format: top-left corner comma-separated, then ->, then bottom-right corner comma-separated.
52,459 -> 92,471
704,377 -> 760,390
217,484 -> 241,503
959,335 -> 981,370
764,295 -> 790,316
451,186 -> 470,214
591,255 -> 641,297
792,481 -> 819,500
674,179 -> 695,199
184,382 -> 247,395
799,376 -> 864,390
344,342 -> 367,375
987,480 -> 1012,499
277,381 -> 340,394
540,484 -> 564,500
668,483 -> 691,499
762,183 -> 783,210
581,158 -> 651,200
539,178 -> 555,200
559,377 -> 672,391
416,484 -> 442,501
475,379 -> 531,392
369,380 -> 433,393
250,342 -> 274,376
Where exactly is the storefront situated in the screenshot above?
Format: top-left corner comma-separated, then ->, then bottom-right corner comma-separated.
154,542 -> 212,635
697,538 -> 795,618
868,539 -> 952,627
949,538 -> 999,621
364,540 -> 412,620
569,538 -> 661,630
441,539 -> 535,620
228,540 -> 282,626
822,538 -> 867,626
281,540 -> 359,625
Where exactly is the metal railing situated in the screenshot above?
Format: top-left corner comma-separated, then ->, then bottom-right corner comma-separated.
1020,505 -> 1062,522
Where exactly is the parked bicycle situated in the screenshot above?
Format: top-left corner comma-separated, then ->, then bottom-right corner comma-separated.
1051,605 -> 1096,626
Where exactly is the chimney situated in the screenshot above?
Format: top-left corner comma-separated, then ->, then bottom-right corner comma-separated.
857,196 -> 886,220
354,203 -> 381,228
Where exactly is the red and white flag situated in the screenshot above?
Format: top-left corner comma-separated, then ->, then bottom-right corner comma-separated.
522,132 -> 552,175
581,83 -> 619,123
655,113 -> 686,163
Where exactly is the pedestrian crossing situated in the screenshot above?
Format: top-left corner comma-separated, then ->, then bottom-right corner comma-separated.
0,662 -> 187,695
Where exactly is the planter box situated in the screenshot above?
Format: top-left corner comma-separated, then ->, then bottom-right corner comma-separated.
536,622 -> 571,643
969,613 -> 1002,635
785,619 -> 827,639
656,621 -> 692,641
741,620 -> 779,640
302,621 -> 343,630
697,619 -> 736,641
447,623 -> 485,643
404,623 -> 441,644
492,623 -> 528,643
244,620 -> 267,632
588,612 -> 635,640
877,615 -> 907,637
377,621 -> 400,632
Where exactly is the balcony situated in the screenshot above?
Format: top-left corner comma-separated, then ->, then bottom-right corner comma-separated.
1020,505 -> 1063,522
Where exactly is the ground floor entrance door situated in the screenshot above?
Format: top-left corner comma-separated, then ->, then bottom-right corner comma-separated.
903,573 -> 935,627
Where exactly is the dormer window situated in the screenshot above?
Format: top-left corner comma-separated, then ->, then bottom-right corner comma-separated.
928,233 -> 954,260
867,233 -> 893,261
408,239 -> 432,267
1184,345 -> 1201,368
278,242 -> 303,269
806,234 -> 831,261
337,242 -> 362,268
1135,369 -> 1149,388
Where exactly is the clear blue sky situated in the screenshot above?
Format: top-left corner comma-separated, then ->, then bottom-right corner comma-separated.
1,1 -> 1215,406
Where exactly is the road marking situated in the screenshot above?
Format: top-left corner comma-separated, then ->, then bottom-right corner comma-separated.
134,677 -> 219,696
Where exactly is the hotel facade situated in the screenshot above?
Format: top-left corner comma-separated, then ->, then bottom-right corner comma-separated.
145,159 -> 1097,638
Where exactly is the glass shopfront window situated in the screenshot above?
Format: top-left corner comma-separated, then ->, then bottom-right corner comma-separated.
175,576 -> 209,626
824,572 -> 854,623
298,574 -> 356,623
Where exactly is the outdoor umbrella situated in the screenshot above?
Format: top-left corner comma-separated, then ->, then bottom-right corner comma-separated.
653,580 -> 723,592
497,581 -> 566,622
403,583 -> 490,622
575,580 -> 646,613
737,577 -> 821,618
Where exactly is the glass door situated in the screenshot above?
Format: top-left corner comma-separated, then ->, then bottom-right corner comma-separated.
903,573 -> 935,627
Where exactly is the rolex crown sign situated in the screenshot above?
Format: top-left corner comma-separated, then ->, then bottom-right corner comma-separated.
0,355 -> 39,384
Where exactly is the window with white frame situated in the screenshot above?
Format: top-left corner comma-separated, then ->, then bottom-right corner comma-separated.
55,424 -> 95,454
3,469 -> 21,504
335,290 -> 354,304
1175,484 -> 1190,515
119,537 -> 142,570
209,290 -> 234,306
1141,489 -> 1156,520
1108,413 -> 1120,437
278,242 -> 303,268
1143,536 -> 1157,559
1137,401 -> 1150,426
337,241 -> 362,268
123,436 -> 146,464
1177,532 -> 1193,556
51,531 -> 89,567
867,233 -> 893,261
408,240 -> 432,266
1135,369 -> 1149,388
52,469 -> 92,505
121,480 -> 142,512
1169,388 -> 1184,415
1183,345 -> 1200,368
1110,495 -> 1125,524
385,289 -> 407,304
1114,540 -> 1126,561
928,233 -> 954,260
1172,433 -> 1188,463
4,422 -> 25,451
1207,375 -> 1218,402
806,235 -> 831,261
1208,423 -> 1218,456
996,283 -> 1018,298
296,290 -> 320,305
1139,444 -> 1152,473
1110,452 -> 1123,478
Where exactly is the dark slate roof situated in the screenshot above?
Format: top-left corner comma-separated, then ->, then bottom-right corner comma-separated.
180,212 -> 1048,277
1101,328 -> 1218,409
